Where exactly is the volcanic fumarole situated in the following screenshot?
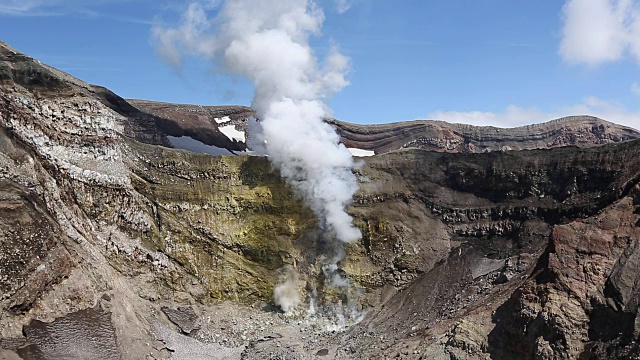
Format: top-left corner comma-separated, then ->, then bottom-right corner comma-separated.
152,0 -> 362,319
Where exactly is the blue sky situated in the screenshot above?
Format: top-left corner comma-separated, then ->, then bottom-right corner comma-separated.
1,0 -> 639,128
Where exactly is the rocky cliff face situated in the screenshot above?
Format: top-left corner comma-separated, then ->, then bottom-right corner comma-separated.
340,144 -> 640,359
2,40 -> 640,359
331,117 -> 640,154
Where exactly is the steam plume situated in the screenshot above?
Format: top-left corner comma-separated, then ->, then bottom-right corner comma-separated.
220,0 -> 360,245
153,0 -> 361,313
273,265 -> 301,312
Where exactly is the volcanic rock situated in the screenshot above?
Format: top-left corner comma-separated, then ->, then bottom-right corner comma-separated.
2,39 -> 640,360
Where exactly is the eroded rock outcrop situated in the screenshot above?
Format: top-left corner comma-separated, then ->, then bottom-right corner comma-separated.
331,117 -> 640,155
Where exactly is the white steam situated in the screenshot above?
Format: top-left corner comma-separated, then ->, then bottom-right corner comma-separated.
153,0 -> 362,314
216,1 -> 359,245
153,0 -> 360,244
255,99 -> 360,243
273,265 -> 301,313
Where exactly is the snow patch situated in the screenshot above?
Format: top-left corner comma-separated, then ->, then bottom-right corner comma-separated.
347,148 -> 375,157
214,116 -> 231,124
219,125 -> 246,143
167,136 -> 234,156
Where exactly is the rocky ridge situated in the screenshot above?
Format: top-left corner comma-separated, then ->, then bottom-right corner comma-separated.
331,117 -> 640,154
126,99 -> 640,156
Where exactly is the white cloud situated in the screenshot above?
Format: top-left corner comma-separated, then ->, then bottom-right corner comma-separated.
334,0 -> 350,13
428,106 -> 548,128
150,2 -> 218,66
632,82 -> 640,96
560,0 -> 640,66
0,0 -> 153,20
0,0 -> 60,15
427,97 -> 640,130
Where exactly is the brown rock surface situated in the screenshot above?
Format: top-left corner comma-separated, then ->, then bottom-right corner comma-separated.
331,117 -> 640,154
127,99 -> 252,152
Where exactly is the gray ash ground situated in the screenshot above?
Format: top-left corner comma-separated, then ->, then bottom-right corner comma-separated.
153,301 -> 356,360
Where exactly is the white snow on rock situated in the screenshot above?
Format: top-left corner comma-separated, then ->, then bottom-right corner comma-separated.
347,148 -> 375,157
219,125 -> 246,143
168,136 -> 235,156
214,116 -> 231,124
